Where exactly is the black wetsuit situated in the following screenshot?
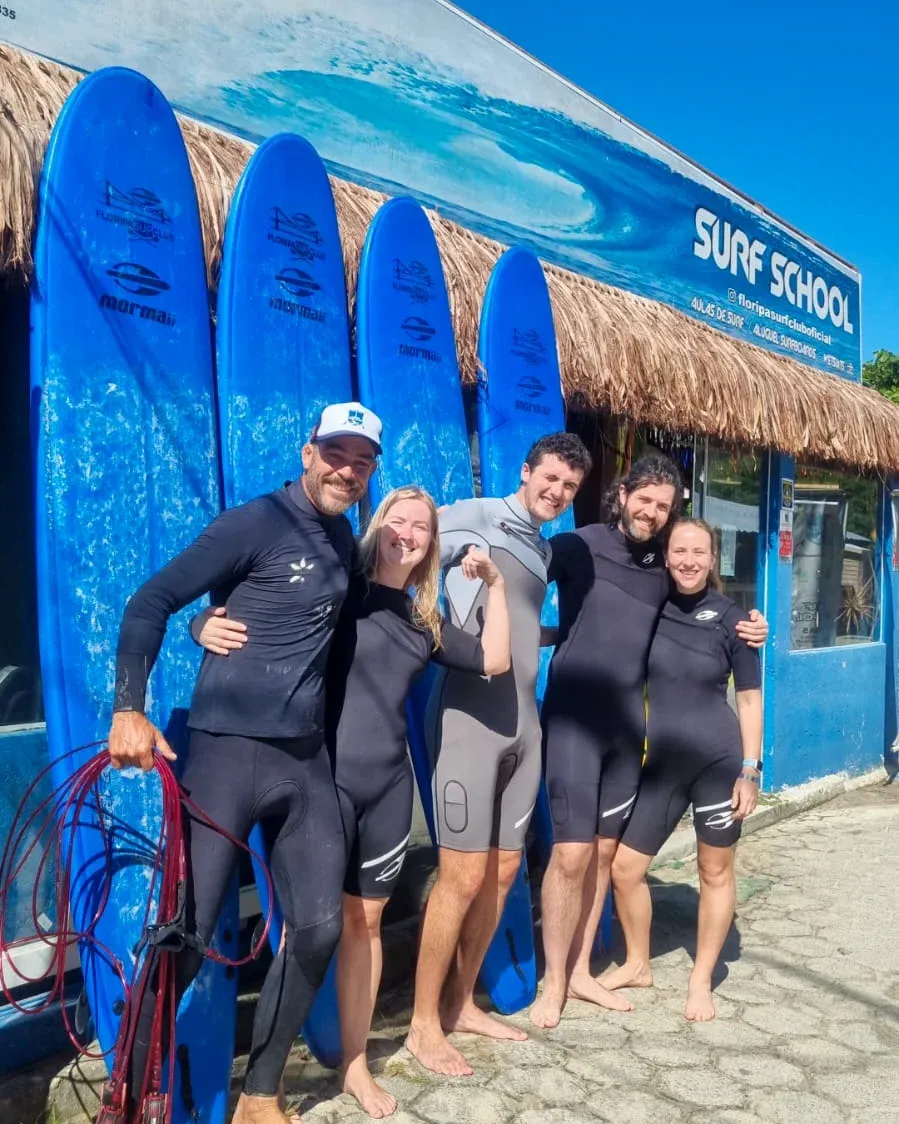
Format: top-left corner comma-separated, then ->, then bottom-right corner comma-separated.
621,585 -> 761,854
542,523 -> 668,842
115,480 -> 354,1097
326,580 -> 485,897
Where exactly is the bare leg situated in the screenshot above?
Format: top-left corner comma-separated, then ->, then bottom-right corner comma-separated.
564,836 -> 634,1011
601,844 -> 655,990
529,841 -> 593,1028
406,848 -> 487,1075
441,848 -> 527,1041
337,894 -> 397,1118
685,841 -> 737,1022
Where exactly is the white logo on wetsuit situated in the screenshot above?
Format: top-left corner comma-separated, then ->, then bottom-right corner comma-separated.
704,809 -> 735,830
289,558 -> 315,583
695,610 -> 719,621
642,552 -> 656,565
374,854 -> 407,883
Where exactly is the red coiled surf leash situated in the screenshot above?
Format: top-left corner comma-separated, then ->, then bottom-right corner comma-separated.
0,742 -> 274,1124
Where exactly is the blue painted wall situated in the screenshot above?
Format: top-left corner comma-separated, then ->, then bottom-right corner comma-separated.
883,481 -> 899,771
761,452 -> 888,790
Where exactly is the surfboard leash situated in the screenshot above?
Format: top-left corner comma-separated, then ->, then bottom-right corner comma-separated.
0,742 -> 275,1124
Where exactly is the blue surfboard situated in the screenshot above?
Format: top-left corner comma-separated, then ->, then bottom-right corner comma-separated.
476,246 -> 611,953
357,194 -> 472,838
356,197 -> 473,823
214,132 -> 354,1066
355,197 -> 533,1016
31,68 -> 238,1124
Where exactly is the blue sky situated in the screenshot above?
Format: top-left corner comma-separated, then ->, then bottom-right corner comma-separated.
457,0 -> 898,364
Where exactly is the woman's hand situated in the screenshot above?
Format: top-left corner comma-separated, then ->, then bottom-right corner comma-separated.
198,607 -> 249,655
731,770 -> 760,821
736,609 -> 768,650
461,546 -> 503,588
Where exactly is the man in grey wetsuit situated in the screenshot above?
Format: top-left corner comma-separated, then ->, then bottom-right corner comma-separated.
406,432 -> 592,1077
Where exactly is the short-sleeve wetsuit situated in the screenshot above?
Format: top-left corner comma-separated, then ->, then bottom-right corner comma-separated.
542,523 -> 668,843
325,580 -> 485,897
621,585 -> 761,855
426,494 -> 548,852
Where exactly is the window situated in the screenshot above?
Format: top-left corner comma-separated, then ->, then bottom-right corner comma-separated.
790,462 -> 879,650
1,288 -> 43,728
1,286 -> 55,956
697,443 -> 763,613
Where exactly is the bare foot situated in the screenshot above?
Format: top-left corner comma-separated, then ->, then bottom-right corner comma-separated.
232,1092 -> 292,1124
529,978 -> 566,1029
276,1080 -> 302,1124
600,960 -> 654,991
441,1000 -> 528,1042
405,1021 -> 473,1076
567,971 -> 635,1012
684,978 -> 716,1022
342,1057 -> 397,1119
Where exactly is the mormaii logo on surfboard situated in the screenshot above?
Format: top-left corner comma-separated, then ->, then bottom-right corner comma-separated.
514,375 -> 551,417
276,268 -> 321,299
270,267 -> 325,322
516,375 -> 547,399
398,316 -> 440,362
400,316 -> 436,342
269,207 -> 325,262
511,328 -> 547,367
393,259 -> 433,305
96,182 -> 174,245
99,263 -> 175,327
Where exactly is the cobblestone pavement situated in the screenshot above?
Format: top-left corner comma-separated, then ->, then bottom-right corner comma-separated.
272,782 -> 899,1124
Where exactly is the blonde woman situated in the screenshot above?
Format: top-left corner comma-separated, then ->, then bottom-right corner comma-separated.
195,487 -> 510,1118
604,518 -> 762,1022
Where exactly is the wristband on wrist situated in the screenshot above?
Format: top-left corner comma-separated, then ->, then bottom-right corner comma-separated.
742,758 -> 762,773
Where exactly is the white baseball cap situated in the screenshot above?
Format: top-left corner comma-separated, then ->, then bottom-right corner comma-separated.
313,402 -> 383,455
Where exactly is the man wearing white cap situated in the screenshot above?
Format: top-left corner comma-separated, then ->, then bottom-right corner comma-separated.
107,402 -> 381,1124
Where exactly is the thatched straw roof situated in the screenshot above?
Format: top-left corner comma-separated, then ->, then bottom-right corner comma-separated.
1,43 -> 895,472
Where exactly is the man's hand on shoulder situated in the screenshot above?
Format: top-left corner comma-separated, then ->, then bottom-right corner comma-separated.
737,609 -> 769,650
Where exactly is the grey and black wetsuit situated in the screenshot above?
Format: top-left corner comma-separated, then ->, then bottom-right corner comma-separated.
114,480 -> 353,1097
426,494 -> 548,852
621,585 -> 761,855
326,580 -> 485,898
542,523 -> 668,843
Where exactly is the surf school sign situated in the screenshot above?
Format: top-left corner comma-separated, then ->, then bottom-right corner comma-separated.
690,204 -> 858,377
4,0 -> 862,379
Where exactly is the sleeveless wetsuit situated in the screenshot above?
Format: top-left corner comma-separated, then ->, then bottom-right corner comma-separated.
543,523 -> 668,843
426,494 -> 548,852
621,585 -> 761,854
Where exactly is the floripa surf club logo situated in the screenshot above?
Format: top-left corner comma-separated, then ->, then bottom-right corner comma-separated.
96,182 -> 174,245
269,207 -> 326,263
393,259 -> 434,305
511,328 -> 547,368
99,262 -> 175,327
